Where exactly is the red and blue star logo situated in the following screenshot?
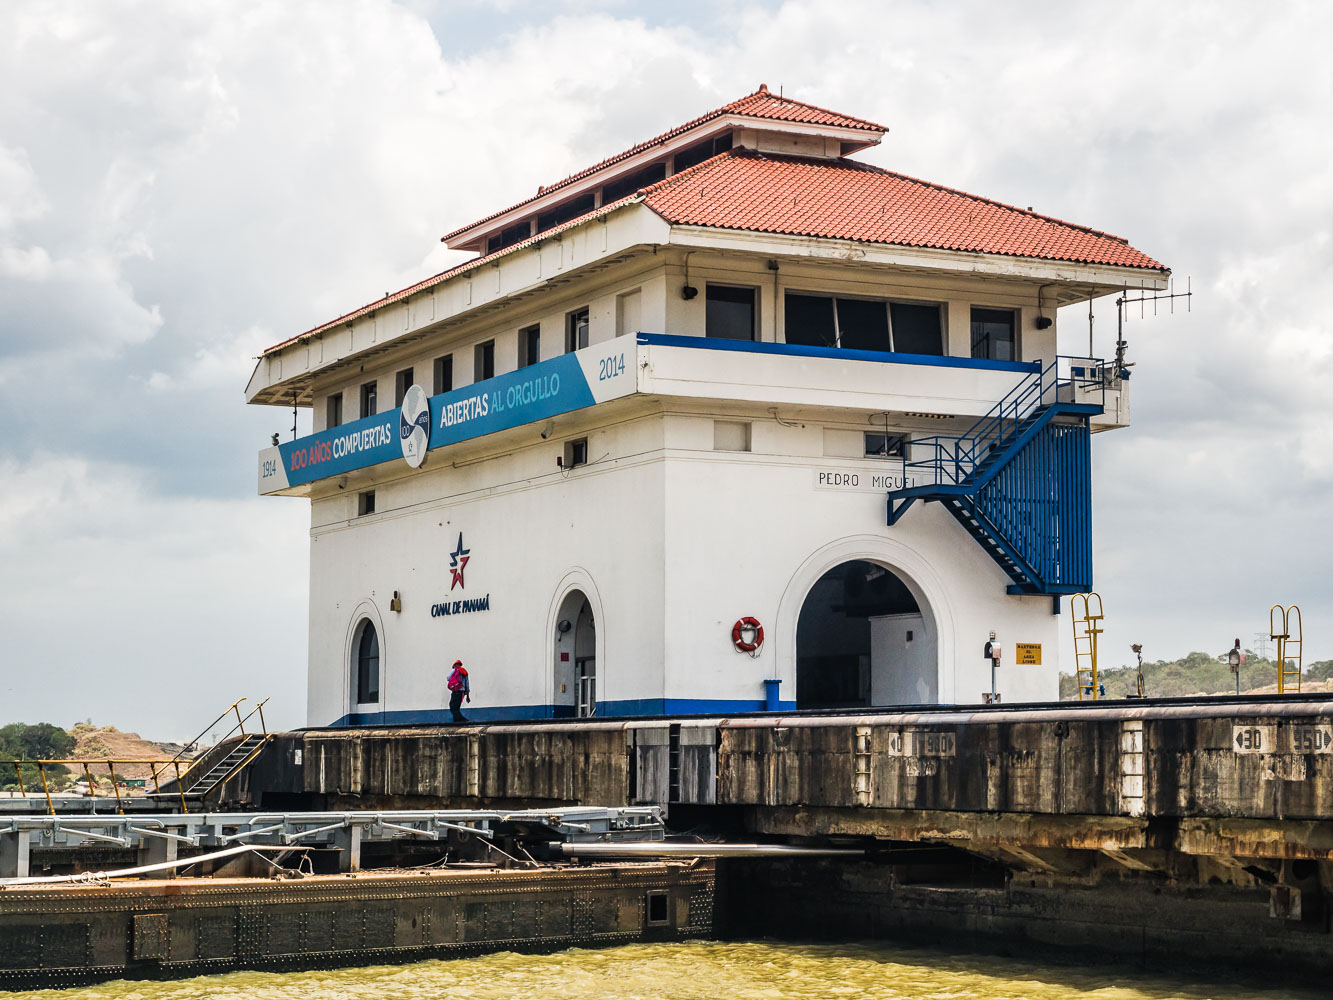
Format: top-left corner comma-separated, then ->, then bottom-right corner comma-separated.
449,533 -> 470,590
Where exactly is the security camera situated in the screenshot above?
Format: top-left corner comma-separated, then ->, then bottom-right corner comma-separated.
681,285 -> 698,300
271,433 -> 280,446
557,619 -> 573,633
1035,316 -> 1053,330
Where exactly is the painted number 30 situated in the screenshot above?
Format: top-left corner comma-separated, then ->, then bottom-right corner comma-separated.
598,353 -> 626,381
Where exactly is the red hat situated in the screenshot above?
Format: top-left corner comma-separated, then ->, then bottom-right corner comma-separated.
452,659 -> 463,668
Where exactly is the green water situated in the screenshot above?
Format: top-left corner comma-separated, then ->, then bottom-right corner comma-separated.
0,941 -> 1322,1000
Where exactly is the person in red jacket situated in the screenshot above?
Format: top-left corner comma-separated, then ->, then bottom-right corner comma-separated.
447,660 -> 471,722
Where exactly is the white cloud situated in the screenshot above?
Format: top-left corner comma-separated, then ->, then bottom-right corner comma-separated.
0,0 -> 1330,733
0,455 -> 309,736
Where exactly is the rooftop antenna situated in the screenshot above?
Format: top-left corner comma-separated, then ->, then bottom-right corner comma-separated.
1114,276 -> 1192,374
292,391 -> 298,441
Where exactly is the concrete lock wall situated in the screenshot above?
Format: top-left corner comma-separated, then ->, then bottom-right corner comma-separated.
719,856 -> 1333,980
255,708 -> 1333,827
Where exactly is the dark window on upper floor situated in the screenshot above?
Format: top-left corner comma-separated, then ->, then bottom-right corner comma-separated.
433,354 -> 453,395
891,303 -> 945,356
519,324 -> 541,368
537,192 -> 596,234
785,293 -> 836,348
357,489 -> 376,516
971,308 -> 1016,361
474,340 -> 495,382
326,392 -> 343,429
785,293 -> 943,355
833,297 -> 889,352
566,308 -> 589,353
394,367 -> 414,407
673,133 -> 733,173
601,161 -> 667,204
705,285 -> 756,341
360,380 -> 378,418
486,218 -> 534,255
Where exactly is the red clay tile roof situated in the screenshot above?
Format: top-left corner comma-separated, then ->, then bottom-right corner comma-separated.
441,84 -> 885,244
642,150 -> 1166,271
264,149 -> 1164,358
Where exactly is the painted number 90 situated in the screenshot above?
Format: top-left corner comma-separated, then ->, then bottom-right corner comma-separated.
598,353 -> 626,381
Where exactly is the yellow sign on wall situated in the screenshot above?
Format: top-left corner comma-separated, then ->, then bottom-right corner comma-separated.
1015,643 -> 1042,665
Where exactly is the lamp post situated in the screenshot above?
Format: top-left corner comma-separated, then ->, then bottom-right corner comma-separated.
1228,638 -> 1242,696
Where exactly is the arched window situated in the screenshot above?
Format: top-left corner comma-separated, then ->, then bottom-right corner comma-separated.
355,620 -> 379,704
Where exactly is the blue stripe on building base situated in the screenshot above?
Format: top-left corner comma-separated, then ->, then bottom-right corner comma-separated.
329,697 -> 799,728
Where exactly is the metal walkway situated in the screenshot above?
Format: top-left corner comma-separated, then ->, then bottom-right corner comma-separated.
0,807 -> 664,879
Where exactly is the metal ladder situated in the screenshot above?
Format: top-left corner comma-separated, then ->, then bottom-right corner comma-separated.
173,735 -> 268,798
1271,605 -> 1303,693
1072,593 -> 1104,700
150,698 -> 274,809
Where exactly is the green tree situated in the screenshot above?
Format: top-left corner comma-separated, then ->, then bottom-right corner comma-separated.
1060,649 -> 1324,700
0,722 -> 75,791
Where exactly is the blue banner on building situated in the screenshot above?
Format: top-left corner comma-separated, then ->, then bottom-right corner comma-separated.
259,336 -> 635,494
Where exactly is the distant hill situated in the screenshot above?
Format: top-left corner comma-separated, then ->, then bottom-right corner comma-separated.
1059,650 -> 1333,700
66,724 -> 190,779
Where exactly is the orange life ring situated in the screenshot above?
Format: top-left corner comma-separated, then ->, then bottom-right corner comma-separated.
732,617 -> 764,652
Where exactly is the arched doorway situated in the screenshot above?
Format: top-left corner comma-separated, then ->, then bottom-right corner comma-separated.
796,560 -> 936,709
554,590 -> 596,717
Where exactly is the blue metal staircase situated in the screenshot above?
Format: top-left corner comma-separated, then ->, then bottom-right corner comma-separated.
887,358 -> 1106,596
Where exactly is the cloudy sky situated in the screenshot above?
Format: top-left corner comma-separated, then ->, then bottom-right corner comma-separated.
1,1 -> 1329,736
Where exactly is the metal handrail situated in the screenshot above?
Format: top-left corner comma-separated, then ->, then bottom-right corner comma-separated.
3,758 -> 188,816
902,356 -> 1106,488
169,699 -> 271,793
189,733 -> 276,806
162,697 -> 246,774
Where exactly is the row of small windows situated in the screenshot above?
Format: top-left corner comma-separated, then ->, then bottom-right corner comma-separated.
484,134 -> 735,255
710,420 -> 904,459
703,285 -> 1018,362
325,305 -> 599,429
324,289 -> 1020,430
348,422 -> 900,521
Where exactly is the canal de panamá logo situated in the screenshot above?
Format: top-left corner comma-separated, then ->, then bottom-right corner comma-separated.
431,532 -> 490,619
448,533 -> 470,590
399,384 -> 430,469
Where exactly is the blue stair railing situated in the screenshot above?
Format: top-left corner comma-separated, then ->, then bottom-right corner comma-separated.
887,357 -> 1107,596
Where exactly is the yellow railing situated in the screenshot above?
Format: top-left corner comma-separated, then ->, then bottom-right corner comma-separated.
3,757 -> 191,815
2,697 -> 273,816
169,698 -> 271,796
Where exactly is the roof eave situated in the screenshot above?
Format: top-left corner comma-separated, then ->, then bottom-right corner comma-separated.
442,115 -> 884,252
662,223 -> 1169,291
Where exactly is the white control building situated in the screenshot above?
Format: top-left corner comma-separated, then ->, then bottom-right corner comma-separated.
247,86 -> 1167,725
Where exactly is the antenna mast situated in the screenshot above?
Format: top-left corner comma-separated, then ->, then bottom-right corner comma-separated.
1114,276 -> 1192,373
